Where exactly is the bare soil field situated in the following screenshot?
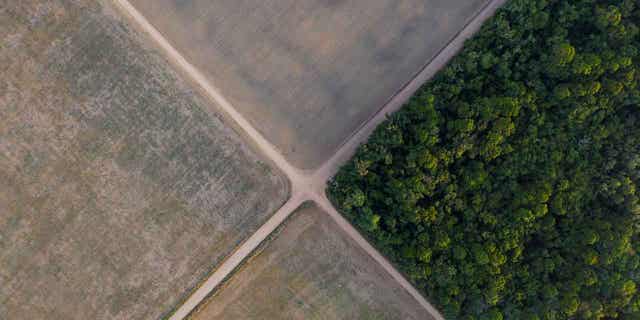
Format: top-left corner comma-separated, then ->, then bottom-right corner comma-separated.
128,0 -> 490,169
0,1 -> 288,319
190,203 -> 432,320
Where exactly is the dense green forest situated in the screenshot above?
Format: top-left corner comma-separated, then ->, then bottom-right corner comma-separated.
329,0 -> 640,318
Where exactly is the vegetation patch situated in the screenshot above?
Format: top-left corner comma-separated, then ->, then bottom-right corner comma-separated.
329,0 -> 640,319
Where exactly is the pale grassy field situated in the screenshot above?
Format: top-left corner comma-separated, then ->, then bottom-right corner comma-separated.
129,0 -> 489,169
190,203 -> 433,320
0,1 -> 288,319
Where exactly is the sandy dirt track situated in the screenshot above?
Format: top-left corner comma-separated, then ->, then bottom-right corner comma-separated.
110,0 -> 508,319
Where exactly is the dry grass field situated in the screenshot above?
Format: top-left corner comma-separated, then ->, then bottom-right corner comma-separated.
129,0 -> 490,169
0,1 -> 288,319
190,203 -> 432,320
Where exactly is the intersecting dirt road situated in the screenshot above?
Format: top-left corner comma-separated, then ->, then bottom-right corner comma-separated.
112,0 -> 507,319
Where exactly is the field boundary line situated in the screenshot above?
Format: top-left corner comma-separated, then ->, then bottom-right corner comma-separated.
167,195 -> 305,320
186,201 -> 315,319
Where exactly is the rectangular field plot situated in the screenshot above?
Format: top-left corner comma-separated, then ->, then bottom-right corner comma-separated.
190,203 -> 432,320
129,0 -> 489,169
0,1 -> 288,319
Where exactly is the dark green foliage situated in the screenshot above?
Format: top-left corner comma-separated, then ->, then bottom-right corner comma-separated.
328,0 -> 640,318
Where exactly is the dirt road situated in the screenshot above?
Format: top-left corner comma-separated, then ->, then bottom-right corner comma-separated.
166,194 -> 307,320
111,0 -> 507,319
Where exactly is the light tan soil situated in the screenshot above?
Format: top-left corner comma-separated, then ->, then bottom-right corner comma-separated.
0,1 -> 288,319
127,0 -> 490,169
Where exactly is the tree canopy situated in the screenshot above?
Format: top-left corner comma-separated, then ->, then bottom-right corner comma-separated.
329,0 -> 640,318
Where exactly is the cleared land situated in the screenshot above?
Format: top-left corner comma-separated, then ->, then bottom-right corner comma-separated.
190,203 -> 432,320
128,0 -> 490,169
0,1 -> 288,319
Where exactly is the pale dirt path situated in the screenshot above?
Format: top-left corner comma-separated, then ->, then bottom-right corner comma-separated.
168,193 -> 307,320
110,0 -> 506,319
